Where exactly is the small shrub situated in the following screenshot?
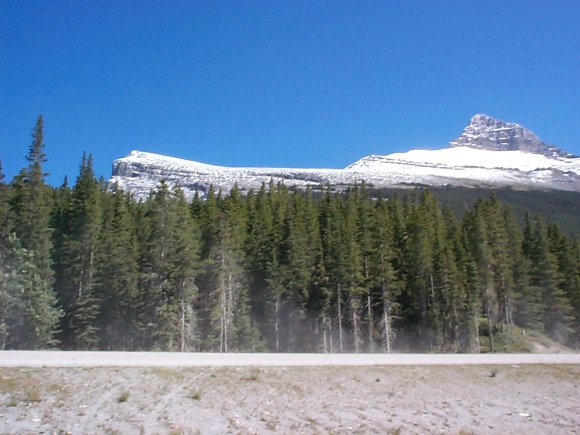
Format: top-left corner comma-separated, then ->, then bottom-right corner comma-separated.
117,390 -> 130,403
241,368 -> 260,382
26,388 -> 41,403
188,389 -> 202,401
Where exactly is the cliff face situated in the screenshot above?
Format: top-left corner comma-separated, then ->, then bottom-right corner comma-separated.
449,114 -> 574,158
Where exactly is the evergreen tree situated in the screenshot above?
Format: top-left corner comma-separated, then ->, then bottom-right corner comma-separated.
318,189 -> 345,352
51,177 -> 71,338
61,153 -> 102,349
464,201 -> 496,352
96,186 -> 139,349
341,187 -> 365,352
137,182 -> 200,351
0,161 -> 9,240
9,116 -> 54,278
195,185 -> 222,350
372,198 -> 401,353
3,116 -> 61,349
486,196 -> 515,332
434,207 -> 465,351
530,217 -> 573,342
221,185 -> 262,351
245,183 -> 284,350
401,191 -> 442,350
0,235 -> 62,349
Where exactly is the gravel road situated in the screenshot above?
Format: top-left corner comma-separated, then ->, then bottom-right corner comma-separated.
1,350 -> 579,367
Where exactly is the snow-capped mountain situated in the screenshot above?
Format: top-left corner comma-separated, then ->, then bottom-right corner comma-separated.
109,115 -> 580,199
449,114 -> 574,158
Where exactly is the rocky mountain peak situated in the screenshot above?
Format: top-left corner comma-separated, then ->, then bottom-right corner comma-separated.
449,114 -> 573,158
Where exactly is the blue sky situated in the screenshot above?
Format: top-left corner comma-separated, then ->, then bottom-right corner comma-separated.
1,1 -> 579,185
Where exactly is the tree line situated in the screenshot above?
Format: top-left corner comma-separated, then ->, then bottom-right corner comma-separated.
1,117 -> 579,352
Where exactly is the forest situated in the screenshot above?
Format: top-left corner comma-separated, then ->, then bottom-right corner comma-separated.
1,117 -> 579,353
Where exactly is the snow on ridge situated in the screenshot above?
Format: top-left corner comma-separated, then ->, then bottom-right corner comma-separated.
120,150 -> 227,171
347,147 -> 580,173
120,150 -> 340,174
110,146 -> 580,202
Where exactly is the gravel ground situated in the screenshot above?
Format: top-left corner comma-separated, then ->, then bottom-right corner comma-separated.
1,363 -> 579,434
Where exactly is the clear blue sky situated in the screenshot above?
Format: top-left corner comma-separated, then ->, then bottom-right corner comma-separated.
1,0 -> 579,185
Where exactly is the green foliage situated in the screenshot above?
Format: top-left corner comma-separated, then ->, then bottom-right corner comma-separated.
0,117 -> 61,349
136,182 -> 200,351
0,235 -> 62,349
59,153 -> 102,349
2,117 -> 579,352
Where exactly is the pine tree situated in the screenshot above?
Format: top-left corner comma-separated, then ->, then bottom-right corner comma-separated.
353,184 -> 378,352
372,198 -> 401,353
486,196 -> 515,333
195,185 -> 222,350
244,183 -> 283,350
9,117 -> 54,279
530,217 -> 573,342
318,189 -> 345,352
61,153 -> 102,349
221,185 -> 261,351
569,239 -> 580,347
341,187 -> 365,352
3,116 -> 61,349
460,245 -> 482,352
9,116 -> 54,278
51,177 -> 71,339
434,207 -> 465,351
464,201 -> 496,352
202,184 -> 256,352
137,182 -> 200,351
401,191 -> 442,350
299,188 -> 328,351
0,161 -> 9,240
0,235 -> 62,349
96,186 -> 139,349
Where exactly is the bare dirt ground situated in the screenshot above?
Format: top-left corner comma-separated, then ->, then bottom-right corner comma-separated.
0,358 -> 578,434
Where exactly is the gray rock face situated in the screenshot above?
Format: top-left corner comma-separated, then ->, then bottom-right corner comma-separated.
449,114 -> 574,158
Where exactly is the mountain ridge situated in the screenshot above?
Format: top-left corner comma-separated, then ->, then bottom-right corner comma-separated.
110,115 -> 580,199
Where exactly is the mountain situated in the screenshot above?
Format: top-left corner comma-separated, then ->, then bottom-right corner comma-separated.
110,115 -> 580,199
449,114 -> 575,158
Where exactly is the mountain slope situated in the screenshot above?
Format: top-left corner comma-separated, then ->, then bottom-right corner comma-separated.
110,115 -> 580,199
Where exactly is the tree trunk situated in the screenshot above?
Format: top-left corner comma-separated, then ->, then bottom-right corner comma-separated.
475,314 -> 481,353
225,271 -> 234,353
484,283 -> 495,353
382,283 -> 392,354
352,308 -> 359,353
504,291 -> 512,334
337,284 -> 343,353
364,259 -> 373,352
275,299 -> 280,352
219,276 -> 225,353
180,288 -> 185,352
367,292 -> 373,353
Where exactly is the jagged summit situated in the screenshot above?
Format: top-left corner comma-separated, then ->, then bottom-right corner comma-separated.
449,114 -> 574,158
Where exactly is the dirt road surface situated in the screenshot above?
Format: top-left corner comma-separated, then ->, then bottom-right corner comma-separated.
1,350 -> 579,367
